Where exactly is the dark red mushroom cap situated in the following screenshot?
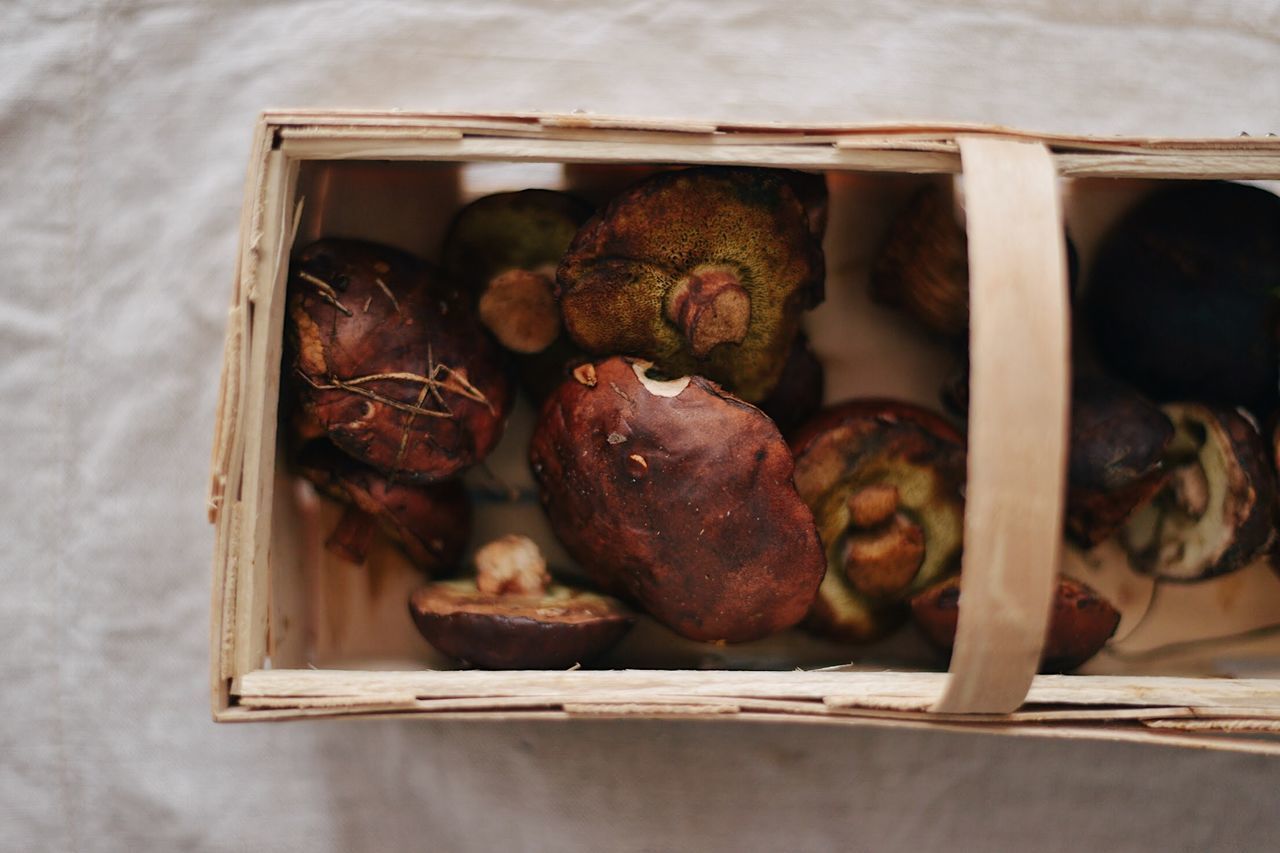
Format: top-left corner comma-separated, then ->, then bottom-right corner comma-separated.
287,239 -> 513,482
1066,376 -> 1175,547
911,575 -> 1120,673
529,356 -> 826,643
295,440 -> 471,573
757,332 -> 825,437
409,580 -> 634,669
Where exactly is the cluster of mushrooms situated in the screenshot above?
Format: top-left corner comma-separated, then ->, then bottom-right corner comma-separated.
284,166 -> 1280,673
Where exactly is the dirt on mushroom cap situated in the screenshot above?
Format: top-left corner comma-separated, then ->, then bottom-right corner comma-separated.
556,167 -> 824,403
287,239 -> 513,482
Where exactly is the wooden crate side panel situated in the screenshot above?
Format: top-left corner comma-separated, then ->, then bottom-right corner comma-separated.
227,149 -> 300,680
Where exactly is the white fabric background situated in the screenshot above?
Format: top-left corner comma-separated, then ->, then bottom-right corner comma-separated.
4,1 -> 1280,850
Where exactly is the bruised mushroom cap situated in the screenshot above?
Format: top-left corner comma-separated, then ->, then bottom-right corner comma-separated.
790,400 -> 967,643
1086,181 -> 1280,415
557,167 -> 825,402
1121,403 -> 1276,581
295,440 -> 471,572
910,575 -> 1120,673
409,580 -> 634,669
1066,375 -> 1175,547
287,239 -> 513,481
871,184 -> 1080,342
529,356 -> 826,643
441,190 -> 593,356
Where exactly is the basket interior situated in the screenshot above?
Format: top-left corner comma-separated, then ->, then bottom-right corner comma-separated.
264,156 -> 1280,681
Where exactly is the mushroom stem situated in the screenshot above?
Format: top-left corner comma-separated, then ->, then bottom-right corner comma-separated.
325,504 -> 377,565
843,514 -> 926,598
475,535 -> 552,596
1169,461 -> 1209,518
846,484 -> 900,529
479,267 -> 562,354
665,266 -> 751,358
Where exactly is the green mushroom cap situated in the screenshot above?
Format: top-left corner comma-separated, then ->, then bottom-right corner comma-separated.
556,166 -> 825,403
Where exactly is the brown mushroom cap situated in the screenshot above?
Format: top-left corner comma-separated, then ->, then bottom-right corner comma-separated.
295,440 -> 471,572
872,183 -> 1080,343
757,332 -> 825,437
408,580 -> 634,669
1121,403 -> 1276,581
871,184 -> 970,340
529,356 -> 826,643
911,575 -> 1120,673
1066,375 -> 1175,547
287,239 -> 513,482
557,167 -> 825,403
791,400 -> 967,642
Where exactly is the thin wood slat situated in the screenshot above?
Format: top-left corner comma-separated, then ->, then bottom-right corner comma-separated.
934,138 -> 1069,713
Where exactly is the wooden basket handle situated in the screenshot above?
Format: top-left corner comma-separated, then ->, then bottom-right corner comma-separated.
932,137 -> 1070,714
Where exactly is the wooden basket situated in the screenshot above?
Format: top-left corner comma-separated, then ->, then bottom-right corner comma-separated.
209,111 -> 1280,752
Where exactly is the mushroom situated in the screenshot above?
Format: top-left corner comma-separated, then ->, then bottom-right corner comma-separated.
441,189 -> 592,356
871,183 -> 1079,342
790,400 -> 967,642
939,368 -> 1175,548
757,332 -> 825,436
287,239 -> 513,481
1066,375 -> 1175,547
1086,181 -> 1280,416
910,575 -> 1120,673
295,440 -> 471,572
1120,403 -> 1276,581
408,535 -> 634,669
529,356 -> 826,643
556,167 -> 825,403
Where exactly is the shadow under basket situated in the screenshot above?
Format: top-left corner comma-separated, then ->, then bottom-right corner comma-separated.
208,111 -> 1280,753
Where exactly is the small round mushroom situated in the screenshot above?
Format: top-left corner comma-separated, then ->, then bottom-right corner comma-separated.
529,356 -> 827,643
295,440 -> 471,572
911,575 -> 1120,673
1066,375 -> 1175,548
871,183 -> 1079,342
790,400 -> 967,642
1086,181 -> 1280,416
1120,403 -> 1276,581
408,535 -> 634,669
557,167 -> 825,403
287,239 -> 513,481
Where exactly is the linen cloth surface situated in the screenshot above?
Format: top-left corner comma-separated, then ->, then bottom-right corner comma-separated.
3,1 -> 1279,850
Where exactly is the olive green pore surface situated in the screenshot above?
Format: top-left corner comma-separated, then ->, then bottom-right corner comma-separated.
810,460 -> 964,640
557,167 -> 822,402
442,189 -> 592,291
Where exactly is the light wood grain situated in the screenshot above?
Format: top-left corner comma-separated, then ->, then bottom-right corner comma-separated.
935,138 -> 1069,713
211,111 -> 1280,742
